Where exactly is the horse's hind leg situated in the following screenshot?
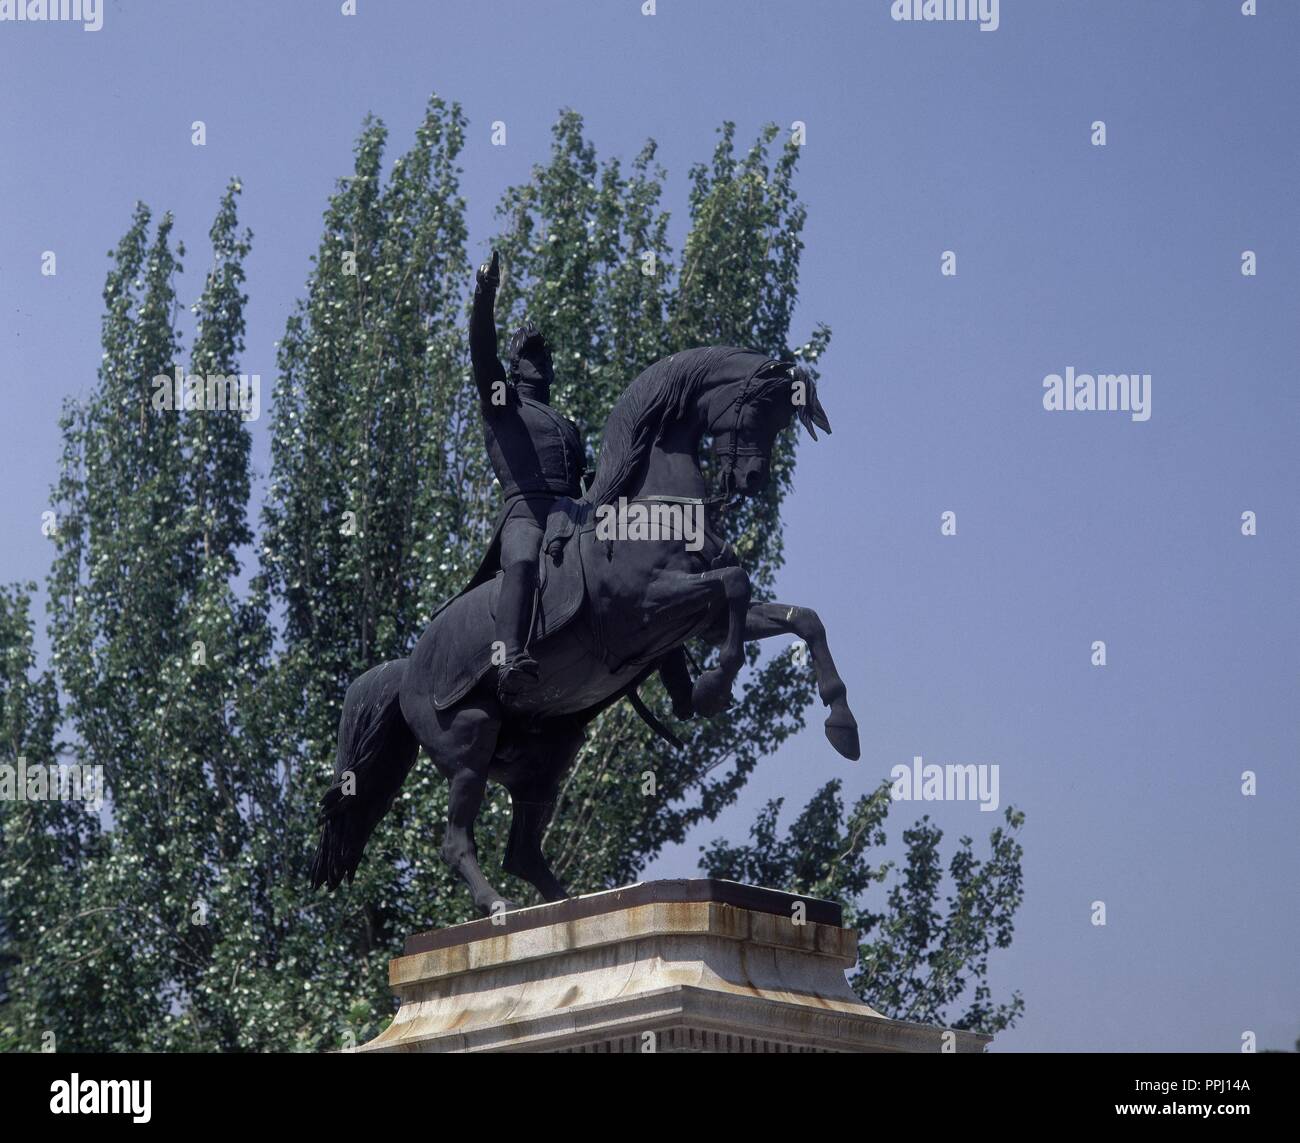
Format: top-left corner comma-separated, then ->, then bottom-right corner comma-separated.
400,688 -> 516,916
494,725 -> 585,903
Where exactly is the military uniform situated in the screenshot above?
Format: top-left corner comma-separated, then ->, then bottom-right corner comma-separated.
469,253 -> 585,697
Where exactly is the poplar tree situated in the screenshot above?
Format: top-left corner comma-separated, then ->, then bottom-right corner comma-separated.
249,98 -> 477,1048
11,184 -> 262,1050
0,584 -> 70,1050
42,204 -> 192,1049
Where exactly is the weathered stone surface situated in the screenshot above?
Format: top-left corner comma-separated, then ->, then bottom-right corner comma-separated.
358,879 -> 989,1054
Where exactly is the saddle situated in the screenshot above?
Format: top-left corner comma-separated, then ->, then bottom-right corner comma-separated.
419,498 -> 592,710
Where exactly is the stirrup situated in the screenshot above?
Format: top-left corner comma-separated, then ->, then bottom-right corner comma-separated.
497,654 -> 540,698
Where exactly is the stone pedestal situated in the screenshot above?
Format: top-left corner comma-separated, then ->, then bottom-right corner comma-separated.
358,879 -> 989,1053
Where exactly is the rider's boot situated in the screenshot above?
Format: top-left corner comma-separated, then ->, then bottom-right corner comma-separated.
496,560 -> 540,700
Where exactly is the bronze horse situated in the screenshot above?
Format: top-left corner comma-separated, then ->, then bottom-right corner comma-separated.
309,346 -> 859,914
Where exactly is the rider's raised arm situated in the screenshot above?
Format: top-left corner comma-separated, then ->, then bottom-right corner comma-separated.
470,251 -> 508,414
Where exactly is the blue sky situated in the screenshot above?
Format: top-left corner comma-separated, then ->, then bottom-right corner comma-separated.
2,1 -> 1296,1052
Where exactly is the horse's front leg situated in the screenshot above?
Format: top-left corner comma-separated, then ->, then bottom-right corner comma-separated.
744,601 -> 860,760
658,646 -> 695,720
689,566 -> 751,715
642,566 -> 751,717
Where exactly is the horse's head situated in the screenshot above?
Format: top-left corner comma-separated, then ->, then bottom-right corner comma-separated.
706,362 -> 831,496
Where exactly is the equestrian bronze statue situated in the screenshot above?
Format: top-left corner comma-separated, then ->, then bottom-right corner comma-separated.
310,263 -> 860,915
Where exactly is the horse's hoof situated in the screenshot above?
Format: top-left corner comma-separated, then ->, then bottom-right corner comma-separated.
483,897 -> 521,918
691,671 -> 733,717
694,688 -> 733,717
825,717 -> 860,761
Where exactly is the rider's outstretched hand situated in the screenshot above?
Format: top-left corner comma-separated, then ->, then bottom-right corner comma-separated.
476,250 -> 501,292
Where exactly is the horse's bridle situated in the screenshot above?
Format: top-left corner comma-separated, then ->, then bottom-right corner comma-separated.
707,368 -> 773,500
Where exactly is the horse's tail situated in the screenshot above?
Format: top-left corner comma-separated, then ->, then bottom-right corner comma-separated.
309,659 -> 419,891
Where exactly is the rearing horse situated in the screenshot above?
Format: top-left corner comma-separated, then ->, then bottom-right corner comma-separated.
309,346 -> 860,914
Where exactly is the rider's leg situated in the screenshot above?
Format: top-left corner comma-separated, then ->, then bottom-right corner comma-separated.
496,513 -> 545,696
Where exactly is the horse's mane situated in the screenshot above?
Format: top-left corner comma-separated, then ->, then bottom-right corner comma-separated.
584,350 -> 714,507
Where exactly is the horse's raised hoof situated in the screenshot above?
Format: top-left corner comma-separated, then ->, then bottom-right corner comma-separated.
691,670 -> 734,717
825,715 -> 860,761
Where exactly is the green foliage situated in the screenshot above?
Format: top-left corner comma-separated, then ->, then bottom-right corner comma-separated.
0,583 -> 69,1051
0,96 -> 1024,1050
4,182 -> 267,1051
702,781 -> 1025,1035
248,98 -> 477,1048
